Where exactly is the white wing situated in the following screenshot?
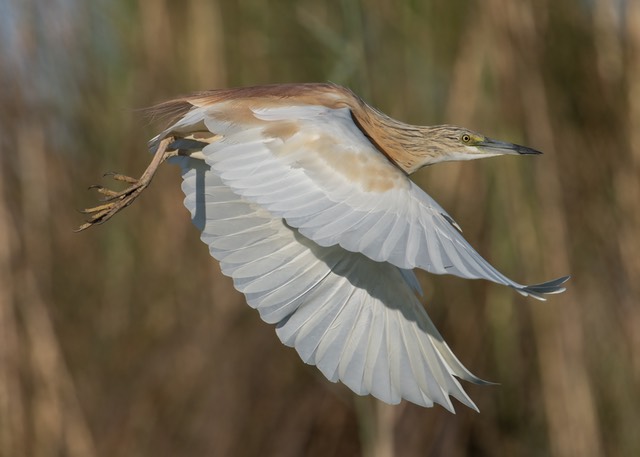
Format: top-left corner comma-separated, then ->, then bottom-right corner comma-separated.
175,155 -> 488,412
185,103 -> 566,299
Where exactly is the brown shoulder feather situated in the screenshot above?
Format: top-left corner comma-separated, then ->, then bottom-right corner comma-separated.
144,83 -> 357,127
145,83 -> 427,173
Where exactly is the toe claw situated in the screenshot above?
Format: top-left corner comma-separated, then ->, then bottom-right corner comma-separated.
75,222 -> 93,232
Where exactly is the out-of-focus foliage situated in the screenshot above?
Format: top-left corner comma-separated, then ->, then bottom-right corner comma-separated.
1,0 -> 639,456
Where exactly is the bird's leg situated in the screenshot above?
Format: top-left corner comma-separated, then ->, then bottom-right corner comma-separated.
76,136 -> 176,232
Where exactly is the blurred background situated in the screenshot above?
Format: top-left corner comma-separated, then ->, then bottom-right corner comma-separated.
1,0 -> 639,456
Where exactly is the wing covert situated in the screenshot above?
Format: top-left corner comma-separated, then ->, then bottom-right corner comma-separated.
187,103 -> 567,298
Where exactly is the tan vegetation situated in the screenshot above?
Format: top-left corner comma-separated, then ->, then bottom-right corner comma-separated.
1,0 -> 638,456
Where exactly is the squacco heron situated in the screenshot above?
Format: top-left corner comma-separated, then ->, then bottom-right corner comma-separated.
78,83 -> 569,412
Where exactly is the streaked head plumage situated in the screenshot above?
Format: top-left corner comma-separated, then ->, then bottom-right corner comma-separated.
407,125 -> 542,168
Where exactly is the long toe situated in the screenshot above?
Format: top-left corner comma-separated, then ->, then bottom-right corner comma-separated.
104,172 -> 139,184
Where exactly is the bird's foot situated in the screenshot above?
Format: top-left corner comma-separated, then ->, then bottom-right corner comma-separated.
76,174 -> 149,231
76,136 -> 175,232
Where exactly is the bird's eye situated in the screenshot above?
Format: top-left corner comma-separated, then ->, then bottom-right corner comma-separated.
461,134 -> 472,143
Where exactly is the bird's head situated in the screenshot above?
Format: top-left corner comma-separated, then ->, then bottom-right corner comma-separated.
412,125 -> 542,168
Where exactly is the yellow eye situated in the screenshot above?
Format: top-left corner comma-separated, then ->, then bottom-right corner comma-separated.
461,134 -> 472,143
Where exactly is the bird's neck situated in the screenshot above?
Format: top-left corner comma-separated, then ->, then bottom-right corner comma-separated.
350,102 -> 443,174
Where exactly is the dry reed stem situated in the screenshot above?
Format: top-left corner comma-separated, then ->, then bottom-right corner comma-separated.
2,0 -> 640,456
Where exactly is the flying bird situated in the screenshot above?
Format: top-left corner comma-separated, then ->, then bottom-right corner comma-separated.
78,83 -> 569,412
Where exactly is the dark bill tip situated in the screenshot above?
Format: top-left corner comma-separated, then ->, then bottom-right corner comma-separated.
514,144 -> 543,155
479,138 -> 543,155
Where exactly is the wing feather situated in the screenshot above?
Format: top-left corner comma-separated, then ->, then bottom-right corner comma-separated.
153,95 -> 569,411
175,156 -> 486,411
170,103 -> 567,298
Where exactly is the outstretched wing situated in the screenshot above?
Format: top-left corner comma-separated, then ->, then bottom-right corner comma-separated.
174,155 -> 488,412
165,101 -> 567,299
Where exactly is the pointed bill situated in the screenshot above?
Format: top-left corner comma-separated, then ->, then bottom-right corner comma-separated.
478,138 -> 543,156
